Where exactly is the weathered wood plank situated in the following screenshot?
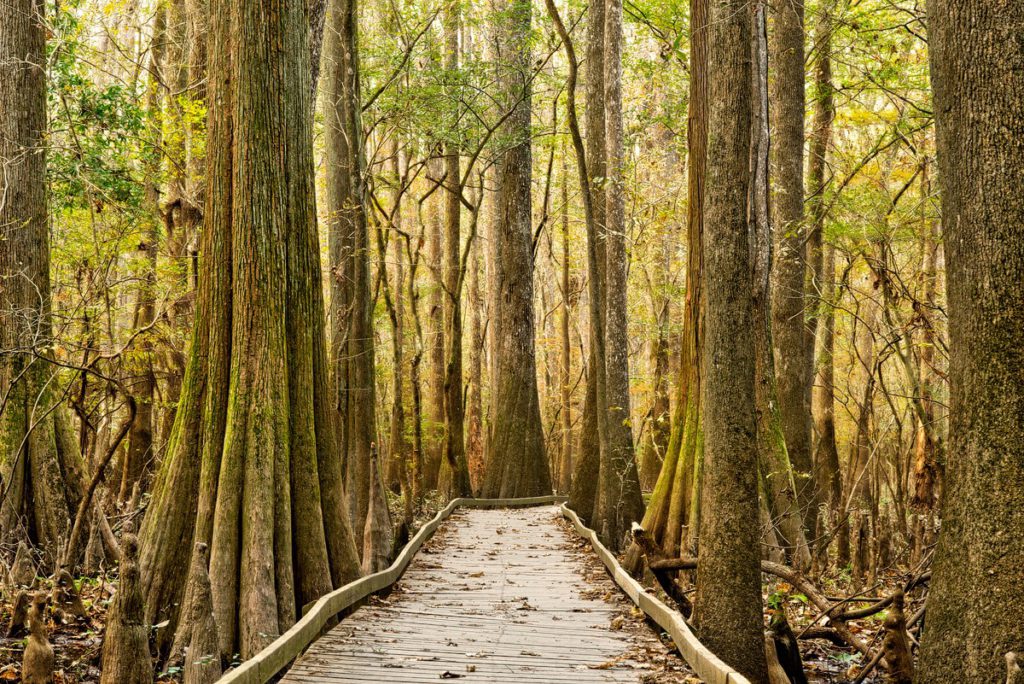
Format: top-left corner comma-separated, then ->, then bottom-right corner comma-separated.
559,505 -> 750,684
279,506 -> 692,683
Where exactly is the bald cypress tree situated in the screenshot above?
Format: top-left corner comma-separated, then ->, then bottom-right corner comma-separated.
481,0 -> 551,498
324,0 -> 378,544
138,0 -> 360,657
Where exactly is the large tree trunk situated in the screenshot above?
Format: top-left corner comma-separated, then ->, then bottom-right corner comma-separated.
325,0 -> 377,545
916,4 -> 1024,682
769,0 -> 817,540
140,0 -> 361,659
480,0 -> 551,498
692,0 -> 767,680
596,0 -> 645,549
806,0 -> 840,567
0,0 -> 81,564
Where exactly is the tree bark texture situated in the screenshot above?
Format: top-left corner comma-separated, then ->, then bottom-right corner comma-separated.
596,0 -> 645,549
769,0 -> 817,540
481,0 -> 551,498
141,0 -> 361,659
749,0 -> 811,570
325,0 -> 378,545
692,0 -> 768,680
626,0 -> 706,565
567,0 -> 607,523
917,4 -> 1024,682
0,0 -> 84,562
441,0 -> 472,497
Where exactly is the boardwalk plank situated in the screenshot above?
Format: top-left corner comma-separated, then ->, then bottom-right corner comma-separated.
280,506 -> 693,683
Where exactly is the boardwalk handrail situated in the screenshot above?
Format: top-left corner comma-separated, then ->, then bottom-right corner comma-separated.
217,495 -> 750,684
560,504 -> 752,684
216,495 -> 565,684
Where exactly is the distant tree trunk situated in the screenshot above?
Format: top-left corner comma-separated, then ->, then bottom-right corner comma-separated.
806,0 -> 840,566
558,152 -> 573,495
0,0 -> 81,561
441,0 -> 472,497
847,277 -> 877,583
567,0 -> 607,522
692,0 -> 767,680
423,159 -> 446,491
749,0 -> 811,570
596,0 -> 645,548
325,0 -> 377,543
139,0 -> 361,658
769,0 -> 817,540
813,246 -> 846,565
639,217 -> 671,491
480,0 -> 551,498
916,4 -> 1024,682
383,144 -> 408,494
910,160 -> 941,514
465,181 -> 486,492
123,6 -> 166,502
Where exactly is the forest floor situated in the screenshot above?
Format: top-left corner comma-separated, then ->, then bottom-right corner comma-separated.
0,494 -> 912,682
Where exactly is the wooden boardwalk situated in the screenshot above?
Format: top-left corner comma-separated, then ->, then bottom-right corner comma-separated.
281,505 -> 694,683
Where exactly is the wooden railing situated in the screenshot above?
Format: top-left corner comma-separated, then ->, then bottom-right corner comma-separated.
217,495 -> 749,684
216,496 -> 565,683
559,504 -> 751,684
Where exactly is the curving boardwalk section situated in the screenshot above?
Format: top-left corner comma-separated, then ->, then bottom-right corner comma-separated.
280,506 -> 692,683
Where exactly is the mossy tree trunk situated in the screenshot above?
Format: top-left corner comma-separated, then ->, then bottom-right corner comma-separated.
750,0 -> 811,570
325,0 -> 378,545
769,0 -> 818,541
916,3 -> 1024,681
139,0 -> 361,658
806,1 -> 843,567
0,0 -> 86,564
626,0 -> 706,565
